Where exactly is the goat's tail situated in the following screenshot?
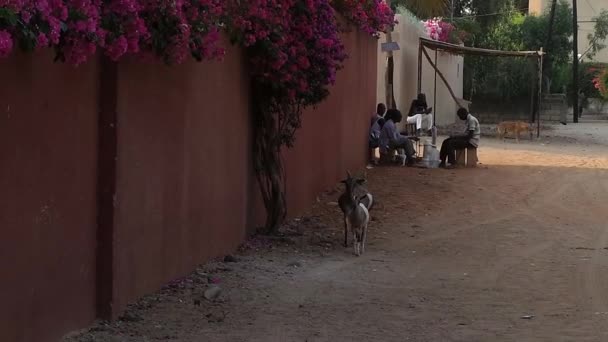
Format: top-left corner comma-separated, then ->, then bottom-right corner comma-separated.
360,193 -> 374,211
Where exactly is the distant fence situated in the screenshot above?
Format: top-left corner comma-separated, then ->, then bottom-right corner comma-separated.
0,30 -> 377,342
471,94 -> 567,124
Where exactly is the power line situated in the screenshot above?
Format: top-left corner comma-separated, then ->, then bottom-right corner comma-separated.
451,8 -> 529,20
584,0 -> 597,14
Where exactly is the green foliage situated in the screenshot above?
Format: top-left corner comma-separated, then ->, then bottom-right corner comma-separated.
463,0 -> 572,102
564,63 -> 606,107
391,0 -> 446,19
395,5 -> 424,27
451,17 -> 481,45
584,10 -> 608,61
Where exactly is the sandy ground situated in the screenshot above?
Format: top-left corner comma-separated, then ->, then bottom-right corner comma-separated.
65,120 -> 608,342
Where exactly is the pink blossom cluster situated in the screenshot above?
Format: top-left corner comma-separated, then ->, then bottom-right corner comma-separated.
423,17 -> 455,43
332,0 -> 395,38
592,69 -> 608,98
0,30 -> 12,57
0,0 -> 391,74
60,0 -> 102,65
100,0 -> 149,61
139,0 -> 225,64
228,0 -> 347,103
0,0 -> 225,64
0,0 -> 100,64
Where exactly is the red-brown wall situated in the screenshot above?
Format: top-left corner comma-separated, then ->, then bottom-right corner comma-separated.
282,30 -> 378,216
0,51 -> 99,342
111,42 -> 251,314
0,30 -> 377,341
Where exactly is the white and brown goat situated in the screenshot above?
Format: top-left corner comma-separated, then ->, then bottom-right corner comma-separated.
338,171 -> 372,256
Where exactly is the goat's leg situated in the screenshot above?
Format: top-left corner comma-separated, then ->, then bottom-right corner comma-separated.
343,217 -> 348,247
361,225 -> 368,254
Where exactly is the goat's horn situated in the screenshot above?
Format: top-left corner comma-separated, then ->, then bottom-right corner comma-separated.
347,170 -> 352,178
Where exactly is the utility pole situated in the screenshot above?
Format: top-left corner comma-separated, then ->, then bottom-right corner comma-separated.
543,0 -> 557,93
451,0 -> 454,22
573,0 -> 580,123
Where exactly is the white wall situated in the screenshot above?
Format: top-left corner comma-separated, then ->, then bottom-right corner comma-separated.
377,14 -> 464,127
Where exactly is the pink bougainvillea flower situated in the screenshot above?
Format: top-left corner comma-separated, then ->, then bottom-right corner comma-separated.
0,30 -> 14,57
332,0 -> 396,38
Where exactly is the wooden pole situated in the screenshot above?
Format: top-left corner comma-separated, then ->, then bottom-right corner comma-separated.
537,48 -> 543,138
417,43 -> 423,94
385,0 -> 396,109
529,58 -> 536,123
543,0 -> 557,93
573,0 -> 579,123
422,47 -> 461,107
433,49 -> 438,127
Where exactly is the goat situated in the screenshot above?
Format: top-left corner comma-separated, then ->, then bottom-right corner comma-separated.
338,171 -> 372,253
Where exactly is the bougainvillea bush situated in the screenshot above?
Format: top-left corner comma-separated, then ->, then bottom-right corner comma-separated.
139,0 -> 225,64
225,0 -> 393,232
332,0 -> 395,37
1,0 -> 392,64
0,0 -> 394,233
423,17 -> 459,44
0,0 -> 103,64
592,67 -> 608,99
228,0 -> 347,122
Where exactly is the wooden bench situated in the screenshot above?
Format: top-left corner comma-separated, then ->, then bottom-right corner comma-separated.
455,147 -> 478,168
401,123 -> 421,157
380,148 -> 407,165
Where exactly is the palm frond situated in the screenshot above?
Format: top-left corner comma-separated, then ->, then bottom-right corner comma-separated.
396,0 -> 448,19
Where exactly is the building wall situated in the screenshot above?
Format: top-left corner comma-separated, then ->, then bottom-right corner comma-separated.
0,28 -> 378,341
0,51 -> 99,342
282,30 -> 377,216
376,14 -> 464,128
530,0 -> 608,63
107,33 -> 377,320
111,42 -> 252,314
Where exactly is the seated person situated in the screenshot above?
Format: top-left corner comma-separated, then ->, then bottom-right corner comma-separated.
407,93 -> 433,135
379,109 -> 416,166
371,103 -> 386,127
369,103 -> 386,149
439,108 -> 480,168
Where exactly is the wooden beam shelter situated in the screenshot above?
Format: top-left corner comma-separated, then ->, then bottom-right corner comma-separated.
419,38 -> 543,58
417,38 -> 545,139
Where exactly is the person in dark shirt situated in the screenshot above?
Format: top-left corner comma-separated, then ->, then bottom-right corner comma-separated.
379,109 -> 416,166
370,103 -> 386,149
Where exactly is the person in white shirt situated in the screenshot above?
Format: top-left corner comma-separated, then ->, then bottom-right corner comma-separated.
439,108 -> 480,168
379,109 -> 416,166
407,93 -> 433,135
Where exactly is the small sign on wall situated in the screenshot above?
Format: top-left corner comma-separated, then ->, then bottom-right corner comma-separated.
381,42 -> 400,52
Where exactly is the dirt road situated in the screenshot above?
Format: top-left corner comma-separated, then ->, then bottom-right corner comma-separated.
66,122 -> 608,342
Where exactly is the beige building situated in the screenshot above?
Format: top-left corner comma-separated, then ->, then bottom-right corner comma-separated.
529,0 -> 608,62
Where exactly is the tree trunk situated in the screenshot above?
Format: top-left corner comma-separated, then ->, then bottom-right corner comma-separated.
252,86 -> 287,235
